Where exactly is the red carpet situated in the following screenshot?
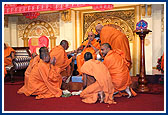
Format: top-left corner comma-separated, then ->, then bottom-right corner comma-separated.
4,76 -> 164,111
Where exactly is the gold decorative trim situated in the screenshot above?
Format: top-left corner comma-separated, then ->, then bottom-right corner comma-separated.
133,5 -> 141,76
75,11 -> 77,49
82,9 -> 135,42
4,16 -> 8,27
60,9 -> 71,22
79,11 -> 82,44
161,4 -> 164,32
147,5 -> 152,17
132,5 -> 139,76
141,4 -> 146,17
152,67 -> 157,69
79,6 -> 141,76
22,20 -> 56,49
17,12 -> 60,48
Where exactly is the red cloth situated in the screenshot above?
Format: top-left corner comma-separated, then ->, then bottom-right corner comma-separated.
28,36 -> 49,54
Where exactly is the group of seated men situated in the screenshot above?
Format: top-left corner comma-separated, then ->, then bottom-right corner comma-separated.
5,24 -> 137,104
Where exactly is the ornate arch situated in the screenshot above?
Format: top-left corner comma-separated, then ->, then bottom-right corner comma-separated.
83,17 -> 134,42
22,20 -> 56,49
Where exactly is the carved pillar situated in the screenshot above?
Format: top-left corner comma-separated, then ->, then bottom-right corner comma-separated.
22,37 -> 29,47
49,36 -> 56,49
61,9 -> 71,22
147,5 -> 152,17
141,5 -> 146,17
136,29 -> 151,92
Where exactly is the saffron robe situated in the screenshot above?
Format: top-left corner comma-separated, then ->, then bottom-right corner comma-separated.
100,26 -> 131,69
50,45 -> 72,76
80,59 -> 116,104
103,49 -> 137,96
4,46 -> 15,77
17,56 -> 40,94
17,59 -> 62,99
77,39 -> 100,75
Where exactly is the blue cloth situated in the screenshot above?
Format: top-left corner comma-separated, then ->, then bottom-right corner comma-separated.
71,76 -> 83,83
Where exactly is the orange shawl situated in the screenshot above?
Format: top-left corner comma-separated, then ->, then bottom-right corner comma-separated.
81,38 -> 100,58
103,49 -> 136,96
50,45 -> 72,75
17,56 -> 40,94
4,46 -> 15,77
18,59 -> 62,99
100,26 -> 131,68
77,39 -> 100,74
80,59 -> 115,104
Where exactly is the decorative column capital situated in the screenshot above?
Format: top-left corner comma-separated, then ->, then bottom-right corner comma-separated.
22,37 -> 29,40
60,9 -> 71,22
49,36 -> 56,40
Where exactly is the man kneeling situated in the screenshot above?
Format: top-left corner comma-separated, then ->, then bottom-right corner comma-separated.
80,52 -> 116,104
18,47 -> 62,99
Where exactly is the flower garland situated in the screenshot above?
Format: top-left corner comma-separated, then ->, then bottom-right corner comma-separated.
156,55 -> 164,73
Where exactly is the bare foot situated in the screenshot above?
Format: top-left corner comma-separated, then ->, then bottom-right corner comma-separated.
98,91 -> 105,103
125,86 -> 132,98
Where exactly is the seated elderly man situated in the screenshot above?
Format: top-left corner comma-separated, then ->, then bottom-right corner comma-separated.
101,43 -> 137,98
80,52 -> 116,104
76,32 -> 101,75
17,47 -> 62,99
4,43 -> 15,77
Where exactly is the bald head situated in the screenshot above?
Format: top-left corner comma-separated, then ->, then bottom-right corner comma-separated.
39,47 -> 50,63
60,40 -> 69,50
88,31 -> 94,35
95,24 -> 103,34
84,52 -> 93,61
101,43 -> 111,57
101,43 -> 112,50
88,31 -> 95,41
60,40 -> 68,46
